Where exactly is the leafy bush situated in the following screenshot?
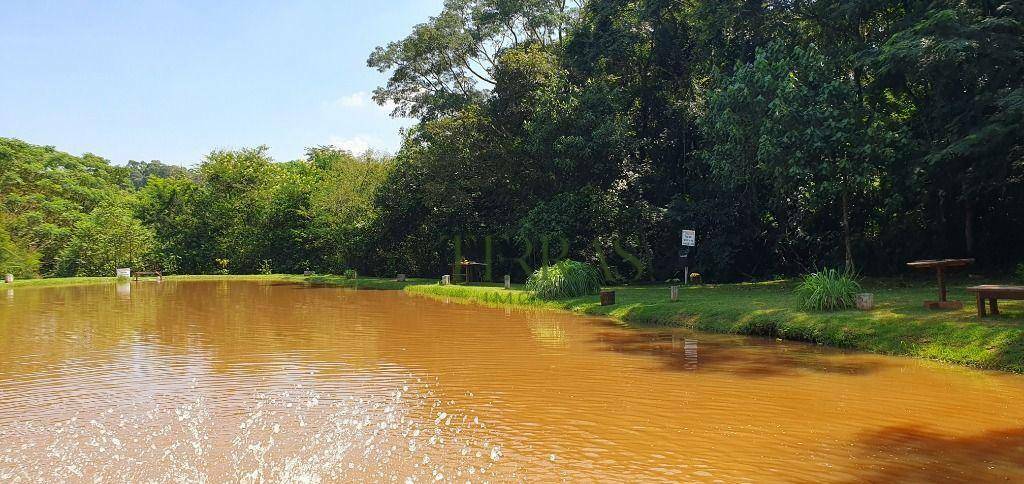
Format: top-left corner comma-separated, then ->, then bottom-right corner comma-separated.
795,268 -> 861,311
215,258 -> 230,275
258,259 -> 273,275
0,220 -> 40,278
56,200 -> 156,276
343,269 -> 358,279
1017,263 -> 1024,284
525,260 -> 602,300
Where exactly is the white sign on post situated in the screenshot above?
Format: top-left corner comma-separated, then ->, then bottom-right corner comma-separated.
681,230 -> 696,247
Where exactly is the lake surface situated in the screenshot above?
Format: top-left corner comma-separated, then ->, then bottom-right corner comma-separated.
1,281 -> 1023,482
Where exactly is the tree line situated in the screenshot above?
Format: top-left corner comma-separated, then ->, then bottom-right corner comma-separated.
2,0 -> 1022,282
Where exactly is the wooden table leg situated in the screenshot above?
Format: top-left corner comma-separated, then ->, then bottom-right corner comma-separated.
976,293 -> 986,317
937,267 -> 947,302
990,298 -> 1000,316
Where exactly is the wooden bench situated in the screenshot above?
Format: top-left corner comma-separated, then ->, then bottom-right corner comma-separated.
133,270 -> 163,282
967,285 -> 1024,317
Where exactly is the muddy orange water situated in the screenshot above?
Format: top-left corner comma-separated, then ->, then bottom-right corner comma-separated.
1,281 -> 1023,482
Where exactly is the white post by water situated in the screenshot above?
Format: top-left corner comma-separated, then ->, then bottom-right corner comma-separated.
4,274 -> 13,284
441,275 -> 451,285
671,285 -> 679,302
504,274 -> 511,290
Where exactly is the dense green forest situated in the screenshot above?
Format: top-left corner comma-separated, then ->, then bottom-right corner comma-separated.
2,0 -> 1023,282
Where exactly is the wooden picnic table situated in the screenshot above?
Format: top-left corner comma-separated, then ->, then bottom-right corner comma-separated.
906,258 -> 974,309
133,270 -> 163,282
452,260 -> 487,284
967,285 -> 1024,317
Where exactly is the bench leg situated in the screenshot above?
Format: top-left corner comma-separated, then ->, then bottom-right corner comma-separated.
990,298 -> 1000,316
976,294 -> 986,317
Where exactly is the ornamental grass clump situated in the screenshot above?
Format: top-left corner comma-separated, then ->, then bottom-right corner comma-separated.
796,268 -> 861,311
525,260 -> 602,300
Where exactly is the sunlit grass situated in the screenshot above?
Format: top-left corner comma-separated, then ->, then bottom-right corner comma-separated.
407,278 -> 1024,373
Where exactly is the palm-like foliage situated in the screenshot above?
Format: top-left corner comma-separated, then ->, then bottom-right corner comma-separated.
525,260 -> 602,300
796,268 -> 861,311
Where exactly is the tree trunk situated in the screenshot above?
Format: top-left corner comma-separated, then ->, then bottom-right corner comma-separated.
842,189 -> 853,272
964,202 -> 974,255
962,179 -> 974,256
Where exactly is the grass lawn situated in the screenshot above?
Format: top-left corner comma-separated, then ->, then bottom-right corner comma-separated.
406,279 -> 1024,373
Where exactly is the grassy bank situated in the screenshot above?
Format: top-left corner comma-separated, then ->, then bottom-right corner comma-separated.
9,274 -> 1023,372
405,280 -> 1024,373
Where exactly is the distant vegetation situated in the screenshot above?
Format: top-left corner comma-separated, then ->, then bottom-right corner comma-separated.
2,0 -> 1023,281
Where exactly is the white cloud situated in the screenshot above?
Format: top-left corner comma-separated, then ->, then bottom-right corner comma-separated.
335,91 -> 370,108
330,91 -> 399,116
328,135 -> 375,154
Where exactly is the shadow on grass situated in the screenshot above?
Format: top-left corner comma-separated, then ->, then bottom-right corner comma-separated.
843,425 -> 1024,482
592,330 -> 888,378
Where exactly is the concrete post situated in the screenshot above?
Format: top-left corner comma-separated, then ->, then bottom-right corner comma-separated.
397,274 -> 407,282
441,275 -> 451,285
504,274 -> 511,290
670,285 -> 679,302
4,274 -> 13,284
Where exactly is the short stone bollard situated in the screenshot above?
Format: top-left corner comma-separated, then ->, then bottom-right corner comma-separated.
855,293 -> 875,311
4,274 -> 13,284
600,290 -> 616,306
504,274 -> 511,290
303,270 -> 315,276
441,275 -> 451,285
397,273 -> 407,282
116,268 -> 131,280
670,285 -> 679,302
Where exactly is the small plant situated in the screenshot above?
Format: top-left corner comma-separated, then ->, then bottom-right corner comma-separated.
796,268 -> 861,311
343,269 -> 358,280
525,259 -> 602,300
257,259 -> 273,275
215,258 -> 230,275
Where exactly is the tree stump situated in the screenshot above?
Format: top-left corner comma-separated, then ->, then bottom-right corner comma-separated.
600,290 -> 616,306
855,293 -> 875,311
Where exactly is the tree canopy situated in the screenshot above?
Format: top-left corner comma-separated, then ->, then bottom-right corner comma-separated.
3,0 -> 1023,281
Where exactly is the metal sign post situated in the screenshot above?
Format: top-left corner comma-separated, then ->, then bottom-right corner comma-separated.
681,230 -> 696,285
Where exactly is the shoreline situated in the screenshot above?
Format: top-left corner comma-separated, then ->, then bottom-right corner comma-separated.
401,280 -> 1024,374
7,274 -> 1023,373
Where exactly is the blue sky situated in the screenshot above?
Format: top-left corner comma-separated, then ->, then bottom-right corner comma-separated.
0,0 -> 443,165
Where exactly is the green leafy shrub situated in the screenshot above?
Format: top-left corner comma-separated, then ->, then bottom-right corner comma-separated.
258,259 -> 273,275
56,200 -> 156,277
0,222 -> 40,278
1016,263 -> 1024,283
343,269 -> 358,279
215,258 -> 230,275
795,268 -> 861,311
525,260 -> 602,300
